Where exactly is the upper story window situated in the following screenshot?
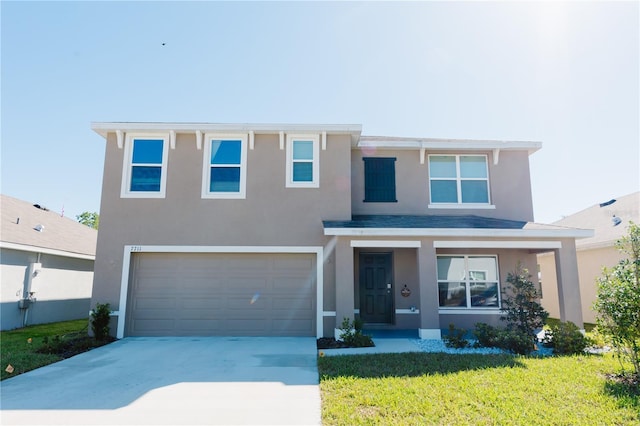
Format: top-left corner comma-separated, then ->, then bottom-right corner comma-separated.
428,155 -> 490,206
202,134 -> 247,199
437,255 -> 500,309
121,134 -> 169,198
286,134 -> 319,188
363,157 -> 397,202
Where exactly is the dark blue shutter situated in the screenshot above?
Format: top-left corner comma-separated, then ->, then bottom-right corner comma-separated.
363,158 -> 397,202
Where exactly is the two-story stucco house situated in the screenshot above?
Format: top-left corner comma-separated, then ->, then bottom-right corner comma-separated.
90,122 -> 591,339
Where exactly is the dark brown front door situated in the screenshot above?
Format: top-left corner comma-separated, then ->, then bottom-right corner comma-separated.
359,252 -> 394,324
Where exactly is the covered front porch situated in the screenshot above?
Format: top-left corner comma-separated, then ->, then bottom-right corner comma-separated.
323,215 -> 593,339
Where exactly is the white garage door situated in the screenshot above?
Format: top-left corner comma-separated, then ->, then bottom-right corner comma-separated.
126,252 -> 316,336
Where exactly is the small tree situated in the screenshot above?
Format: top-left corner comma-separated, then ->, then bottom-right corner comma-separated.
76,212 -> 99,230
475,265 -> 549,355
501,265 -> 549,337
594,222 -> 640,377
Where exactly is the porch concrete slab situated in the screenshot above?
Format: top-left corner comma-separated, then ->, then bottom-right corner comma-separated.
320,338 -> 421,356
0,337 -> 320,425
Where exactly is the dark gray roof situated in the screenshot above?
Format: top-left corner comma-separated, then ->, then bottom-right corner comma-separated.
1,194 -> 97,256
323,215 -> 528,229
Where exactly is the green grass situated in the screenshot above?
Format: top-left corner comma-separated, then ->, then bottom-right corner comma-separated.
1,319 -> 112,381
319,352 -> 639,425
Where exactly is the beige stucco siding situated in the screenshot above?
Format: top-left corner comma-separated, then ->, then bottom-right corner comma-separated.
351,149 -> 534,221
91,133 -> 352,325
540,246 -> 623,325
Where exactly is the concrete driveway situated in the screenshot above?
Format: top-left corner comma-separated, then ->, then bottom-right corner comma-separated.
0,337 -> 320,425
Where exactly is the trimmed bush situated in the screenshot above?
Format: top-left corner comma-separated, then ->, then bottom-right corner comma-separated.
91,303 -> 111,341
543,321 -> 588,355
443,323 -> 470,349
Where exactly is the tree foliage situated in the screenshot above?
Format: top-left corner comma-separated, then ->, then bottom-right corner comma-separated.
500,266 -> 549,336
594,222 -> 640,377
474,266 -> 549,355
76,211 -> 99,229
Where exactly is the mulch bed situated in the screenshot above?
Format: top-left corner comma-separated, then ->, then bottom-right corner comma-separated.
317,337 -> 351,349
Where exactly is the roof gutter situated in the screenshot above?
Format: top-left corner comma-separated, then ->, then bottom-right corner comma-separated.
323,227 -> 594,239
0,241 -> 96,261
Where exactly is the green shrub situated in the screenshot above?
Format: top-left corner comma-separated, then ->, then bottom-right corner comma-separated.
498,329 -> 536,355
594,222 -> 640,378
543,321 -> 588,355
339,317 -> 374,348
91,303 -> 111,341
443,323 -> 469,349
473,323 -> 534,355
473,323 -> 501,348
36,335 -> 65,354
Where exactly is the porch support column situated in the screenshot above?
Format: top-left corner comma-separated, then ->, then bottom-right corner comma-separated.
334,237 -> 355,339
418,243 -> 441,339
554,238 -> 584,328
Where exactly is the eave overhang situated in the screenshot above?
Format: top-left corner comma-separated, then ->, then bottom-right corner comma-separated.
356,136 -> 542,156
323,227 -> 594,238
91,122 -> 363,144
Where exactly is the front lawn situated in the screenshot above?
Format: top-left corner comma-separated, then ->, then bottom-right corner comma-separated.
1,319 -> 114,381
319,352 -> 639,425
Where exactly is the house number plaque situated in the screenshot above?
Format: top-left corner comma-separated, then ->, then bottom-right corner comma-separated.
401,285 -> 411,297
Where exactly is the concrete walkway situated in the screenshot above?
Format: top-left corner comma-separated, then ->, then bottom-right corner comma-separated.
0,337 -> 320,425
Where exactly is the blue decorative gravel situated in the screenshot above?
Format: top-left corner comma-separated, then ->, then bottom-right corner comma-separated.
410,339 -> 555,356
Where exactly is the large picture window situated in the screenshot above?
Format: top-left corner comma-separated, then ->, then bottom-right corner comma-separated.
202,134 -> 247,199
121,134 -> 169,198
437,255 -> 500,308
429,155 -> 490,205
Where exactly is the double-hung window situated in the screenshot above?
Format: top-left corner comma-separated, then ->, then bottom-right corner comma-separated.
286,134 -> 319,188
202,134 -> 247,199
437,255 -> 500,309
429,155 -> 490,205
121,134 -> 169,198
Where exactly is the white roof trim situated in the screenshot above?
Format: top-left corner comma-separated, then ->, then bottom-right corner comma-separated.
0,241 -> 95,260
434,240 -> 562,249
324,227 -> 593,238
92,122 -> 362,138
351,240 -> 422,248
357,137 -> 541,154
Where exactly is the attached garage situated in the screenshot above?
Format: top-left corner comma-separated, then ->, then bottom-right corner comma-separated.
124,251 -> 318,337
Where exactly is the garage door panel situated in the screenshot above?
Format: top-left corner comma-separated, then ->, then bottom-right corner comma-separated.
134,297 -> 176,310
178,320 -> 224,331
271,297 -> 313,311
132,319 -> 175,332
272,319 -> 313,331
273,278 -> 312,291
179,297 -> 224,310
127,252 -> 316,336
227,277 -> 269,291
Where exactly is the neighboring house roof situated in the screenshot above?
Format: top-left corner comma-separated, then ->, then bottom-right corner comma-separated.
0,194 -> 97,259
547,192 -> 640,250
323,215 -> 592,238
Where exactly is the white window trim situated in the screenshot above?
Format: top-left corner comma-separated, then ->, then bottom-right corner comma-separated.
286,134 -> 320,188
201,133 -> 248,199
428,154 -> 491,206
121,133 -> 169,199
436,254 -> 501,310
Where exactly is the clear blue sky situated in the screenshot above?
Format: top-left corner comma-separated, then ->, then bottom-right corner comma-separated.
1,1 -> 638,224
